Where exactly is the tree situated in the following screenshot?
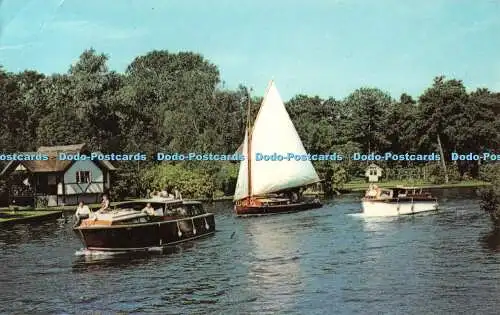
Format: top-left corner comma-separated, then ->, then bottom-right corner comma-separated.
385,93 -> 418,164
69,49 -> 123,151
1,48 -> 499,200
126,50 -> 221,152
344,88 -> 393,153
417,76 -> 469,183
286,95 -> 336,153
0,68 -> 29,151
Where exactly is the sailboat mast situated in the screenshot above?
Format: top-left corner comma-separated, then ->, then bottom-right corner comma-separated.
246,88 -> 252,198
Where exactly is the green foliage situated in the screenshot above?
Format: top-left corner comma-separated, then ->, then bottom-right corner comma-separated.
479,164 -> 500,182
343,87 -> 393,153
386,93 -> 418,155
331,165 -> 348,189
418,76 -> 469,152
142,164 -> 215,198
332,142 -> 364,177
211,163 -> 239,195
426,163 -> 460,184
426,164 -> 446,184
479,175 -> 500,226
447,164 -> 462,182
0,50 -> 499,201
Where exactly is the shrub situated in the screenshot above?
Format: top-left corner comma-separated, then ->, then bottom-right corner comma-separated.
479,182 -> 500,226
142,164 -> 215,199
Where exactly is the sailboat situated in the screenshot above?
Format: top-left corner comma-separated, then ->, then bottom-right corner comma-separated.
233,80 -> 323,216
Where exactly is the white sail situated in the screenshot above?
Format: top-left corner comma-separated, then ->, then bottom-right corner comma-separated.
234,80 -> 320,200
233,130 -> 249,200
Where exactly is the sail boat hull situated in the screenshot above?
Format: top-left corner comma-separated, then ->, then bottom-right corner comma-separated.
234,198 -> 323,217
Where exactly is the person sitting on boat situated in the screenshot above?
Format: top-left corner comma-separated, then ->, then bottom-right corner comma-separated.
142,203 -> 156,216
177,206 -> 187,216
74,201 -> 91,226
159,187 -> 169,197
313,194 -> 320,203
366,184 -> 377,197
291,191 -> 298,202
152,189 -> 165,199
98,195 -> 110,213
173,187 -> 182,200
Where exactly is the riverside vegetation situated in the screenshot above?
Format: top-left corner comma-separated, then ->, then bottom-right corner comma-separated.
0,49 -> 499,204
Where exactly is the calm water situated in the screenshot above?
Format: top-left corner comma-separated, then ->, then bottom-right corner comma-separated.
1,188 -> 500,314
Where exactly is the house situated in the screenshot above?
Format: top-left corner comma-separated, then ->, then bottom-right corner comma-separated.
0,144 -> 116,207
365,163 -> 383,182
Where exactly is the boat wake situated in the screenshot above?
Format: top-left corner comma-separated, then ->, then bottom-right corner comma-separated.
350,212 -> 401,218
74,246 -> 166,257
347,212 -> 399,219
74,249 -> 121,256
348,209 -> 438,219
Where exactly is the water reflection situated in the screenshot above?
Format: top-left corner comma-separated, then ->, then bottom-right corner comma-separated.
480,228 -> 500,252
0,221 -> 65,247
244,218 -> 303,313
2,190 -> 500,314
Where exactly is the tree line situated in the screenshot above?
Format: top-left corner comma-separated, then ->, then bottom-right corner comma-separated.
0,48 -> 499,200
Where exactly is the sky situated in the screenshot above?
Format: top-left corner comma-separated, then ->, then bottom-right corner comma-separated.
0,0 -> 499,100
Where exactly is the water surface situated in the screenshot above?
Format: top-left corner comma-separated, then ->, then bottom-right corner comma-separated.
1,188 -> 499,314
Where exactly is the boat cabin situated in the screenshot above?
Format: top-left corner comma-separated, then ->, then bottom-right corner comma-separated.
393,186 -> 433,198
113,199 -> 206,218
364,185 -> 433,200
78,199 -> 206,227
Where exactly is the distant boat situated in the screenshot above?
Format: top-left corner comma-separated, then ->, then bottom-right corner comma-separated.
233,80 -> 323,217
73,198 -> 215,252
361,185 -> 438,216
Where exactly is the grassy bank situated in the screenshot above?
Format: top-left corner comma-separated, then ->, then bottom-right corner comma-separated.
0,210 -> 63,225
342,180 -> 491,191
0,181 -> 487,213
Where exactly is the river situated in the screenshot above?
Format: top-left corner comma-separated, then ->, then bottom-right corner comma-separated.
0,188 -> 499,314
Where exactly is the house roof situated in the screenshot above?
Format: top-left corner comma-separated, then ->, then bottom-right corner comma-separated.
366,163 -> 382,169
20,156 -> 73,173
37,143 -> 87,154
0,143 -> 117,177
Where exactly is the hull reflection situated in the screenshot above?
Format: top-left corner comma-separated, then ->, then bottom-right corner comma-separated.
245,220 -> 302,313
481,228 -> 500,252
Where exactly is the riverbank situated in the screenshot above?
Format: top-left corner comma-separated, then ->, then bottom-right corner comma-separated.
342,179 -> 491,191
0,210 -> 63,226
0,181 -> 489,214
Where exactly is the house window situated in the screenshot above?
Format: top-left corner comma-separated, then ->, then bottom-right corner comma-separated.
76,171 -> 91,183
370,170 -> 377,176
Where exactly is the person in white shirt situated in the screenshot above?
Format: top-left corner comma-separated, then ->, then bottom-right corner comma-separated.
142,202 -> 156,216
74,201 -> 91,226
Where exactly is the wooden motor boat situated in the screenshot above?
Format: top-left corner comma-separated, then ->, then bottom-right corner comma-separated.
73,198 -> 215,252
361,185 -> 438,216
233,80 -> 323,217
